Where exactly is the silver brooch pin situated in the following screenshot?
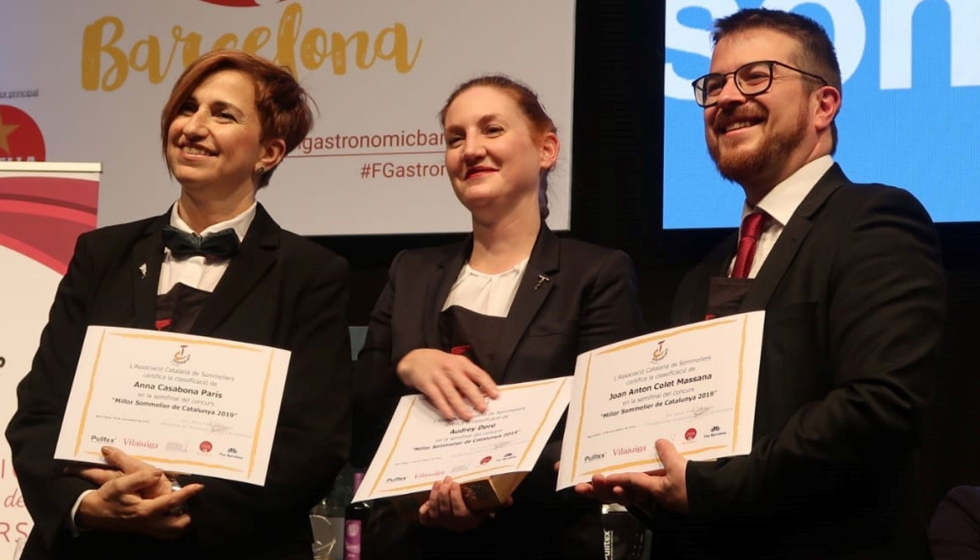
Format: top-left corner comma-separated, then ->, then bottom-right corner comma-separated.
534,274 -> 551,291
138,263 -> 147,279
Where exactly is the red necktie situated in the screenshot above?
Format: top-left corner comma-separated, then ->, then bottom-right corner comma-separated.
731,211 -> 767,279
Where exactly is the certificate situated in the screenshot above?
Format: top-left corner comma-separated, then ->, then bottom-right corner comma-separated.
353,377 -> 571,507
54,325 -> 291,486
557,311 -> 764,489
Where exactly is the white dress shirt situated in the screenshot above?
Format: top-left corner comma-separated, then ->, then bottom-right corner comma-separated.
442,258 -> 529,318
71,201 -> 256,531
158,201 -> 256,295
730,156 -> 834,278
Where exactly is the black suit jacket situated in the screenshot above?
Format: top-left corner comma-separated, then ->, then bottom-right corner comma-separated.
354,225 -> 645,560
5,204 -> 352,560
929,485 -> 980,559
663,164 -> 946,559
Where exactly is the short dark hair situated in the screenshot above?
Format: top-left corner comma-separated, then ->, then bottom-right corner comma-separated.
439,74 -> 557,219
161,49 -> 314,188
713,8 -> 841,151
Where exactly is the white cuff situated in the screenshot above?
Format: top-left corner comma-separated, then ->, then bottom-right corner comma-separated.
68,489 -> 96,537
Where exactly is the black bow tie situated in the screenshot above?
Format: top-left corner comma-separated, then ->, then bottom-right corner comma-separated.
162,225 -> 240,260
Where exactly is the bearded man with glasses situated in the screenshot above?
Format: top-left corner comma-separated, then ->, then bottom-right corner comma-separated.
576,8 -> 945,560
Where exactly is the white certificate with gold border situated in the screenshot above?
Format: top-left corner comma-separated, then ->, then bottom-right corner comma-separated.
557,311 -> 764,489
54,325 -> 290,486
353,377 -> 571,503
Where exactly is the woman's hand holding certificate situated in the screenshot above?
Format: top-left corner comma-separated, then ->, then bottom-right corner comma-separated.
53,325 -> 291,486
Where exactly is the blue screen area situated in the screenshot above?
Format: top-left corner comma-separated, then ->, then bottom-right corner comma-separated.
663,0 -> 980,229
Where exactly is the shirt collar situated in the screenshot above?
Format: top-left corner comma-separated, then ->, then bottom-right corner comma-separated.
458,257 -> 529,280
168,201 -> 257,242
743,155 -> 834,227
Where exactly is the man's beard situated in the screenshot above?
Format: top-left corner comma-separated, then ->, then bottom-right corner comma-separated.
708,103 -> 808,187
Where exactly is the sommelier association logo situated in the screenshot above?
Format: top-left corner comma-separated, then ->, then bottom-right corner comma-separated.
651,340 -> 668,362
172,344 -> 191,365
0,105 -> 46,162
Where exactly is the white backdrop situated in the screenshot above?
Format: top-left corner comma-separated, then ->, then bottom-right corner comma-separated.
0,0 -> 576,235
0,163 -> 101,559
0,247 -> 57,556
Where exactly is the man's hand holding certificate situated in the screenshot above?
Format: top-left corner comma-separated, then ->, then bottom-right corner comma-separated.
354,377 -> 570,508
558,311 -> 764,490
54,325 -> 290,485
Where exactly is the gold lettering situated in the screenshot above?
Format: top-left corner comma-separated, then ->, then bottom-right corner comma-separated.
212,32 -> 239,50
300,29 -> 328,70
131,37 -> 179,85
275,2 -> 302,76
173,26 -> 204,68
336,31 -> 371,73
242,27 -> 272,54
375,23 -> 422,73
81,16 -> 128,91
79,2 -> 424,91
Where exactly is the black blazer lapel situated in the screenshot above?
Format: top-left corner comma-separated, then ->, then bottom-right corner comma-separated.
740,163 -> 848,312
422,238 -> 470,349
709,233 -> 738,278
191,203 -> 279,335
490,225 -> 559,378
675,234 -> 736,324
132,212 -> 169,329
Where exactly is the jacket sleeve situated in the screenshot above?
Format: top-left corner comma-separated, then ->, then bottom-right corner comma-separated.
576,249 -> 646,353
180,251 -> 353,549
351,250 -> 411,470
685,187 -> 946,519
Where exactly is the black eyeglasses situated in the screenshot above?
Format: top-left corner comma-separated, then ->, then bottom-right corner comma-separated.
691,60 -> 828,108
